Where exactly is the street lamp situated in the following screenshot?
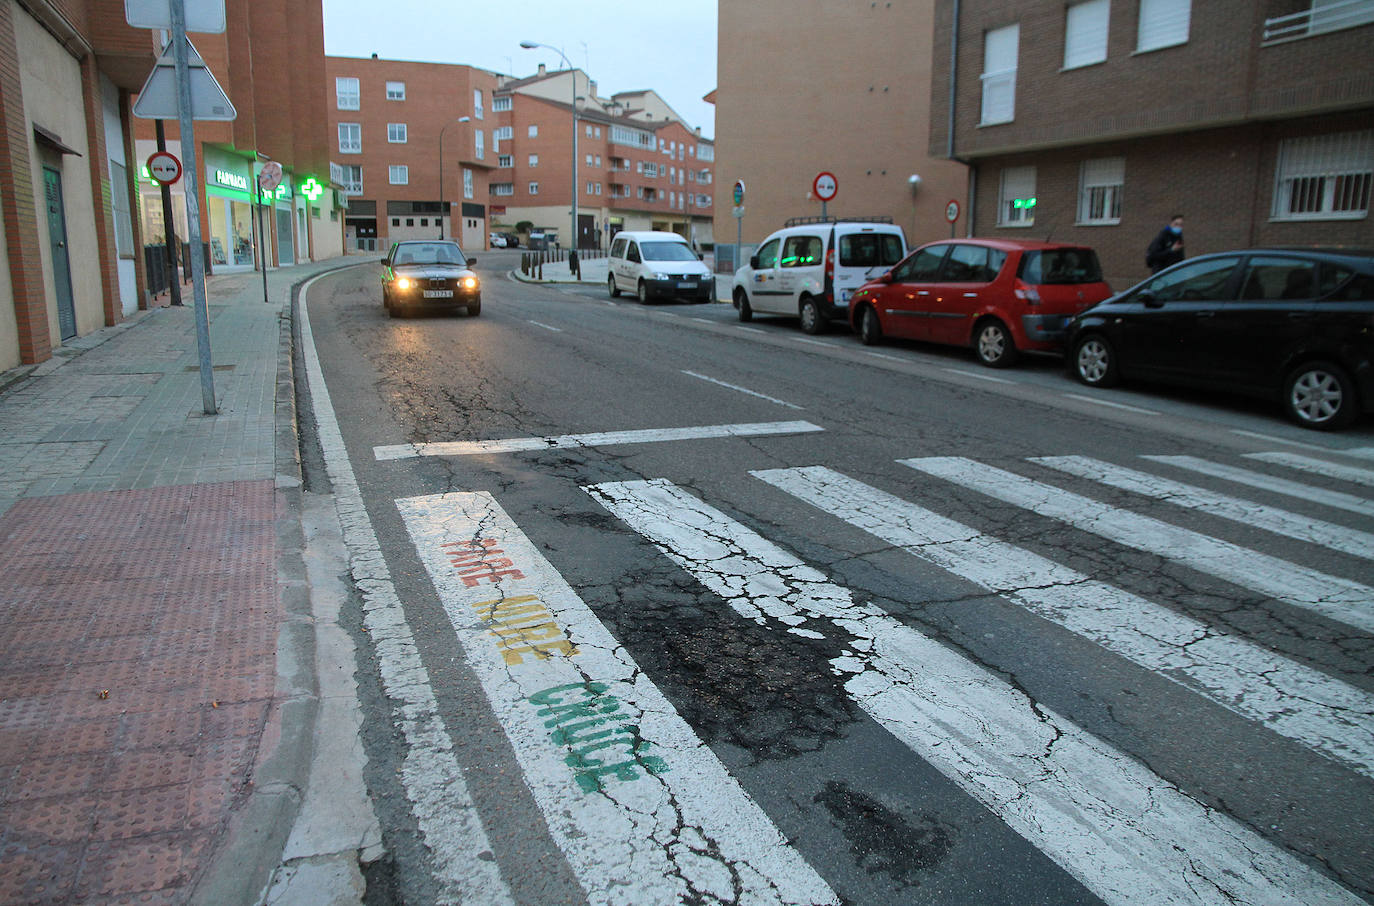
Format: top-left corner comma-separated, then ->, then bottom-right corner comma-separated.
439,116 -> 471,240
520,40 -> 577,252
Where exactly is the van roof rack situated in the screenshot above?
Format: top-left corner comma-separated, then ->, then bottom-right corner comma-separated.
783,215 -> 895,227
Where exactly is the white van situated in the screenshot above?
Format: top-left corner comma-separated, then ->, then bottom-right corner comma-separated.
608,231 -> 714,303
731,218 -> 907,333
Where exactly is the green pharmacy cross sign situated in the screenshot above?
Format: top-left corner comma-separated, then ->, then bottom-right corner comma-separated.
1012,197 -> 1038,210
300,177 -> 323,201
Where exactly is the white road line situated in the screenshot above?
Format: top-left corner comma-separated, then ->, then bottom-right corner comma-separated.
1062,392 -> 1160,415
374,420 -> 824,461
690,317 -> 714,324
396,492 -> 838,906
737,326 -> 765,334
1033,455 -> 1374,561
527,320 -> 563,332
1344,447 -> 1374,461
680,370 -> 803,410
1143,455 -> 1374,518
300,276 -> 517,906
791,336 -> 832,347
585,478 -> 1361,906
943,367 -> 1012,384
902,457 -> 1374,634
1245,451 -> 1374,488
753,465 -> 1374,778
1229,429 -> 1339,452
600,299 -> 618,307
863,351 -> 903,362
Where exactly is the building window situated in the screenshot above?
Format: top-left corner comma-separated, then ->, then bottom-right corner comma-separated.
390,165 -> 408,185
586,153 -> 593,166
420,218 -> 428,227
587,181 -> 595,195
341,165 -> 362,195
406,218 -> 414,227
475,130 -> 485,160
110,161 -> 134,257
529,181 -> 539,195
1064,0 -> 1110,69
492,183 -> 514,196
595,182 -> 602,195
1138,0 -> 1191,52
698,144 -> 714,162
595,155 -> 601,166
1077,158 -> 1125,224
998,166 -> 1036,226
392,218 -> 400,226
980,24 -> 1019,125
495,126 -> 513,141
528,154 -> 539,167
463,168 -> 474,200
585,124 -> 594,138
387,123 -> 407,143
528,124 -> 538,138
595,126 -> 602,138
335,77 -> 359,110
493,96 -> 512,112
473,89 -> 484,119
386,81 -> 405,101
1272,130 -> 1373,221
498,154 -> 512,168
338,123 -> 361,153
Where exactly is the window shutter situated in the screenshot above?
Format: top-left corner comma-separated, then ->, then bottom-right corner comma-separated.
1065,0 -> 1110,69
981,24 -> 1019,125
1138,0 -> 1191,51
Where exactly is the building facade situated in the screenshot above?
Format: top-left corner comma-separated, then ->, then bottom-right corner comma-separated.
713,0 -> 968,270
324,55 -> 500,254
929,0 -> 1374,288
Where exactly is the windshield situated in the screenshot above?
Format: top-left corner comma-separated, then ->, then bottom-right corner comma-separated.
392,243 -> 468,266
640,241 -> 698,262
1018,249 -> 1103,285
839,233 -> 905,268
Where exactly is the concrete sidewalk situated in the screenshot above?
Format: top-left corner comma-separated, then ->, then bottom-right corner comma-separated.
0,256 -> 378,905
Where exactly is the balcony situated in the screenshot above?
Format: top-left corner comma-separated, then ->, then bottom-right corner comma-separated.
1263,0 -> 1374,45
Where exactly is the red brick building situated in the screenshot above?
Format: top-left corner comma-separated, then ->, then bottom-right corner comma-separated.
929,0 -> 1374,288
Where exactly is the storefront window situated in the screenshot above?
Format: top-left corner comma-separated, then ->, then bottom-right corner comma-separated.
231,201 -> 255,265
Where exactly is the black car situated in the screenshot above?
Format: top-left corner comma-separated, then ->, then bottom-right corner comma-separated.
502,232 -> 521,249
1065,249 -> 1374,430
381,240 -> 480,318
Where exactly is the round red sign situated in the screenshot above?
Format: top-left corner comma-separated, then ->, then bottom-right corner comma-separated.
146,151 -> 182,186
812,171 -> 838,202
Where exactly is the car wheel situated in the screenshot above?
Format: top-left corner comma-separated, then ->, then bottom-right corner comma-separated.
1072,333 -> 1119,387
1284,361 -> 1357,430
608,275 -> 620,298
735,289 -> 753,322
468,300 -> 481,317
637,280 -> 649,304
799,296 -> 825,335
974,319 -> 1017,367
858,305 -> 882,346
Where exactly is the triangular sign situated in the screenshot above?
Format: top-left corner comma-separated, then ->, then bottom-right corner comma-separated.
132,35 -> 236,121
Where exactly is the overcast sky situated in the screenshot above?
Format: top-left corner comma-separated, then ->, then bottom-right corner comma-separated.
320,0 -> 718,138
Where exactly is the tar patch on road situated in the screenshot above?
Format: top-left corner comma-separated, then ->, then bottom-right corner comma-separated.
814,780 -> 956,887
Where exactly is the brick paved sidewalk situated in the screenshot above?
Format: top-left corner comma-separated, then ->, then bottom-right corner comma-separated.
0,257 -> 362,905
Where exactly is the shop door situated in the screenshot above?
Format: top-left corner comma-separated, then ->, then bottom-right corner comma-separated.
43,167 -> 77,340
276,208 -> 294,264
578,213 -> 595,250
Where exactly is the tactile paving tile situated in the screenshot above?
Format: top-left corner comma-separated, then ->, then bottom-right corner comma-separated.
0,480 -> 279,902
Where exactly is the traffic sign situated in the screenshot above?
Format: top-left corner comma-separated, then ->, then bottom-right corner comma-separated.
945,199 -> 961,223
146,151 -> 182,185
732,205 -> 746,219
733,180 -> 745,206
132,35 -> 236,121
258,161 -> 283,192
812,171 -> 838,203
125,0 -> 226,33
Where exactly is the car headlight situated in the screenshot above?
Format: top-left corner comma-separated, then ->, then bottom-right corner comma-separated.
396,277 -> 412,290
652,273 -> 670,280
461,276 -> 478,290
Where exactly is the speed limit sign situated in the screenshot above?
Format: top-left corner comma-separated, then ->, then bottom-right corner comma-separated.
945,199 -> 961,223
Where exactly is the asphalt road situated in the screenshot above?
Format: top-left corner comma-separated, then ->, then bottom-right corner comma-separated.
296,250 -> 1374,906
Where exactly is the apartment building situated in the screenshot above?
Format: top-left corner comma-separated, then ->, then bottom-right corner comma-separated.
713,0 -> 968,269
929,0 -> 1374,287
0,0 -> 341,371
324,55 -> 500,253
489,65 -> 715,250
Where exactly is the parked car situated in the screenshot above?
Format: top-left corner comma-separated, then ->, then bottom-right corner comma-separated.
848,239 -> 1111,366
733,217 -> 907,333
489,233 -> 507,248
381,240 -> 480,318
502,232 -> 521,249
607,230 -> 714,303
1066,249 -> 1374,430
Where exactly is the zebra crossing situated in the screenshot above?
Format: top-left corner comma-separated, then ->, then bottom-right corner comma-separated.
390,445 -> 1373,905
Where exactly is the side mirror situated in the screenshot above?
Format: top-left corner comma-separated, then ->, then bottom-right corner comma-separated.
1139,290 -> 1164,309
466,256 -> 477,266
749,254 -> 760,269
697,252 -> 704,260
379,257 -> 389,264
879,272 -> 894,284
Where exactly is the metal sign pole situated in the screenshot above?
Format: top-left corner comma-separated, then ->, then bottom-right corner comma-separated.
153,119 -> 182,306
170,0 -> 216,414
257,185 -> 268,303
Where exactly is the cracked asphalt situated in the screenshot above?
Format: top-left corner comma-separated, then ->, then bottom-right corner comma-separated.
298,251 -> 1374,905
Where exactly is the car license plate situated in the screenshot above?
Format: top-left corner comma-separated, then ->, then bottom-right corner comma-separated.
423,289 -> 453,298
677,281 -> 696,289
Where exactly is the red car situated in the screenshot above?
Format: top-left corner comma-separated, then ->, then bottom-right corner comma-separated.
847,238 -> 1113,367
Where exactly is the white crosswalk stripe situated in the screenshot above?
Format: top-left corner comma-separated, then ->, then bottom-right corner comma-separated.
751,464 -> 1374,778
584,477 -> 1365,906
1244,451 -> 1374,487
902,457 -> 1374,634
1031,455 -> 1374,560
1142,454 -> 1374,518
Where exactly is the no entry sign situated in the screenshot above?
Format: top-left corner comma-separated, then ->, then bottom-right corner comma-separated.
146,151 -> 182,185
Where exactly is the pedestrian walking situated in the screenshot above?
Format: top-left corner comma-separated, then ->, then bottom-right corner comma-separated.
1146,214 -> 1186,273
